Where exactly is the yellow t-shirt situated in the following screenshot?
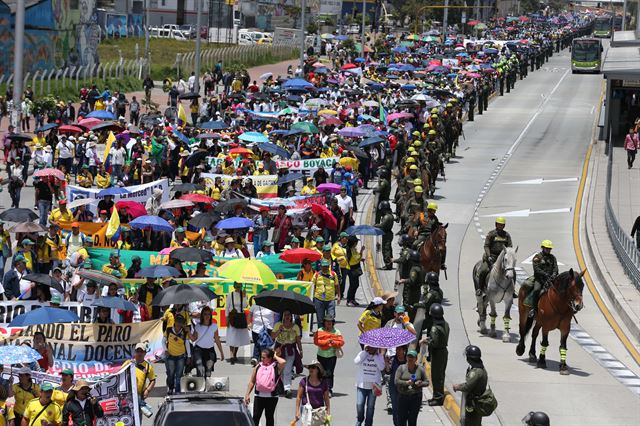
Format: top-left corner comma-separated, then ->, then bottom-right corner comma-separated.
301,185 -> 317,195
331,242 -> 349,269
163,309 -> 191,329
12,383 -> 40,415
23,397 -> 62,426
164,327 -> 188,356
52,386 -> 70,407
0,401 -> 15,426
49,208 -> 74,224
102,262 -> 127,277
124,359 -> 156,395
312,271 -> 338,301
273,322 -> 300,345
358,310 -> 381,335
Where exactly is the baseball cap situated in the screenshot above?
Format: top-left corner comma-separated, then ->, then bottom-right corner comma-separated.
320,259 -> 330,267
50,295 -> 62,304
22,239 -> 34,245
61,368 -> 74,376
394,305 -> 406,313
17,367 -> 31,375
322,244 -> 331,251
135,342 -> 147,352
339,232 -> 348,238
372,297 -> 385,306
407,350 -> 418,358
40,383 -> 54,392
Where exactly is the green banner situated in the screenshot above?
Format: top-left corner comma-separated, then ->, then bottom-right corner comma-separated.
87,248 -> 302,280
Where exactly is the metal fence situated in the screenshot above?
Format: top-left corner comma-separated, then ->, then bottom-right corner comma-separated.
175,44 -> 298,78
0,58 -> 148,97
605,147 -> 640,289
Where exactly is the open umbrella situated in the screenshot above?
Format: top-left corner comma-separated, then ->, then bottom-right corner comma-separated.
358,327 -> 416,349
77,269 -> 123,287
359,136 -> 385,148
186,150 -> 208,168
172,183 -> 204,192
213,198 -> 248,213
310,203 -> 337,230
320,117 -> 343,126
199,120 -> 229,130
189,212 -> 220,228
343,145 -> 368,159
0,346 -> 42,364
259,142 -> 290,159
91,121 -> 124,132
9,307 -> 80,327
67,198 -> 94,209
8,222 -> 46,233
115,200 -> 147,218
57,125 -> 83,134
137,265 -> 182,278
279,248 -> 322,263
290,121 -> 319,134
277,172 -> 303,186
34,123 -> 58,133
97,187 -> 130,197
178,92 -> 201,100
92,297 -> 137,311
33,168 -> 66,180
254,289 -> 315,315
239,132 -> 269,143
152,284 -> 218,306
181,193 -> 214,204
317,183 -> 342,194
0,208 -> 38,222
230,147 -> 253,156
259,72 -> 273,80
218,258 -> 278,285
215,217 -> 254,229
78,117 -> 103,128
337,127 -> 367,138
345,225 -> 384,236
7,134 -> 33,142
86,110 -> 115,120
282,78 -> 314,90
169,247 -> 215,263
387,112 -> 413,121
22,273 -> 64,293
129,215 -> 174,232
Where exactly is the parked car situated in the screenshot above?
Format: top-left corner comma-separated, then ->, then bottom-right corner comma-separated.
154,392 -> 254,426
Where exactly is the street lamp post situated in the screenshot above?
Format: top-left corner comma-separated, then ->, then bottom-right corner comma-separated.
194,0 -> 202,93
145,0 -> 150,76
300,0 -> 306,70
11,0 -> 25,130
361,0 -> 366,58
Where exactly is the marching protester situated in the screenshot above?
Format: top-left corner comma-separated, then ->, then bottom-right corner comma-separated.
62,380 -> 104,425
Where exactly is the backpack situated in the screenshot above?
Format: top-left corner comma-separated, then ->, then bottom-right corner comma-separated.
255,362 -> 282,396
473,385 -> 498,417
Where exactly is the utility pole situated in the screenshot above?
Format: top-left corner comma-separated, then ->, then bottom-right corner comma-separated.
145,0 -> 150,76
11,0 -> 25,130
443,0 -> 449,41
622,0 -> 627,31
361,0 -> 366,58
300,0 -> 306,70
194,0 -> 202,93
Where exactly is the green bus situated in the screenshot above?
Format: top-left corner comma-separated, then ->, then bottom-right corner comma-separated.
593,16 -> 612,38
571,38 -> 603,73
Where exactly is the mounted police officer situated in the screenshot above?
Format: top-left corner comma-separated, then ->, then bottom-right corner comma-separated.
375,201 -> 394,270
426,303 -> 449,406
453,345 -> 489,426
476,217 -> 513,296
413,201 -> 439,250
524,240 -> 558,317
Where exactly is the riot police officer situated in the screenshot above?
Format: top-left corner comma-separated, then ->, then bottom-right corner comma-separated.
426,303 -> 449,406
375,201 -> 394,270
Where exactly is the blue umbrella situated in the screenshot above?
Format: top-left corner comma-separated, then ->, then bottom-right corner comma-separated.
129,215 -> 174,232
392,46 -> 408,54
359,136 -> 385,148
277,172 -> 303,186
484,47 -> 499,54
215,217 -> 255,229
346,225 -> 385,236
337,127 -> 367,138
239,132 -> 269,143
9,307 -> 80,327
97,187 -> 130,197
86,110 -> 115,120
171,127 -> 190,145
314,67 -> 329,74
34,123 -> 58,133
354,57 -> 366,63
199,120 -> 229,130
92,296 -> 137,311
287,95 -> 303,103
367,82 -> 385,91
259,142 -> 291,159
401,84 -> 417,91
282,78 -> 314,89
137,265 -> 182,278
398,64 -> 416,72
335,35 -> 348,41
0,346 -> 42,364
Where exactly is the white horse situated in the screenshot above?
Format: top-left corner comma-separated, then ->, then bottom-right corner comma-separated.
473,246 -> 518,342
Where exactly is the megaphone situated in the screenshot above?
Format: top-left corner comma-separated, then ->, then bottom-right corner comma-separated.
180,376 -> 206,392
206,377 -> 230,392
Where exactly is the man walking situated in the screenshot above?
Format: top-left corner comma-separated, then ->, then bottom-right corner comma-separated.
426,303 -> 449,406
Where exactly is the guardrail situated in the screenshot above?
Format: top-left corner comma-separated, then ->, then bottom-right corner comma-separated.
1,59 -> 148,96
605,147 -> 640,289
175,44 -> 298,78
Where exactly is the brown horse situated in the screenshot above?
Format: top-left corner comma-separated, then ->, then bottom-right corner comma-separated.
420,223 -> 448,275
516,269 -> 585,375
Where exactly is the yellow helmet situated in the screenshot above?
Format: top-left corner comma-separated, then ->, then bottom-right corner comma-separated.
495,217 -> 506,225
406,157 -> 416,164
412,131 -> 421,137
413,178 -> 423,186
431,114 -> 438,119
423,123 -> 431,129
428,130 -> 437,136
408,147 -> 416,153
410,151 -> 419,156
431,108 -> 439,114
414,185 -> 424,193
409,164 -> 418,171
449,98 -> 458,104
446,103 -> 453,108
427,202 -> 438,211
541,240 -> 553,249
413,141 -> 422,147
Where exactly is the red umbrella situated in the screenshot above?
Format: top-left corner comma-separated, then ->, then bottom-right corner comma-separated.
181,193 -> 214,204
518,16 -> 530,22
115,201 -> 147,218
279,248 -> 322,263
33,168 -> 65,180
78,117 -> 102,129
320,117 -> 343,126
341,63 -> 358,70
58,125 -> 83,134
310,203 -> 337,231
467,20 -> 481,26
230,147 -> 253,155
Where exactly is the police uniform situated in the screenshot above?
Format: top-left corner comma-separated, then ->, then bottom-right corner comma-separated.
403,264 -> 424,313
460,366 -> 488,426
376,210 -> 394,269
428,317 -> 449,404
524,248 -> 558,309
477,227 -> 513,293
422,285 -> 443,336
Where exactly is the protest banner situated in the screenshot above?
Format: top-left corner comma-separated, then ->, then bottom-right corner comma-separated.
87,249 -> 301,279
0,301 -> 98,327
201,173 -> 278,198
1,320 -> 164,378
7,364 -> 141,426
67,179 -> 170,213
207,156 -> 339,174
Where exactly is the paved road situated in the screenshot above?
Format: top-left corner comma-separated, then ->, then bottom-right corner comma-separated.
373,44 -> 640,425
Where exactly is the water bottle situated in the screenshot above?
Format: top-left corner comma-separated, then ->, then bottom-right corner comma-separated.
140,401 -> 153,418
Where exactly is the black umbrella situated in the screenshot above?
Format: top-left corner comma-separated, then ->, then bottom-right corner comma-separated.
92,297 -> 137,311
254,289 -> 315,315
172,183 -> 204,192
189,212 -> 220,228
344,145 -> 369,159
0,208 -> 38,222
178,92 -> 201,100
7,134 -> 32,142
169,247 -> 215,263
152,284 -> 218,306
22,273 -> 64,293
7,222 -> 47,233
186,150 -> 208,168
213,199 -> 247,213
91,121 -> 124,132
277,172 -> 303,186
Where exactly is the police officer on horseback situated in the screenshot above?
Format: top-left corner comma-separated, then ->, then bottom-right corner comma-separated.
413,201 -> 440,250
524,240 -> 558,317
476,217 -> 513,296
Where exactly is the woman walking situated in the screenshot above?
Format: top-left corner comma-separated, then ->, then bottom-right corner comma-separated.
294,360 -> 331,426
245,348 -> 286,426
271,309 -> 302,397
313,315 -> 343,396
346,236 -> 365,306
624,126 -> 640,168
394,350 -> 428,426
190,306 -> 225,377
225,282 -> 250,364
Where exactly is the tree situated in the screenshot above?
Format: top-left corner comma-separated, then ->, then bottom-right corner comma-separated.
520,0 -> 541,14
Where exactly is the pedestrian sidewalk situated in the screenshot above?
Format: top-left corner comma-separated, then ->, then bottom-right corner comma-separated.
582,142 -> 640,347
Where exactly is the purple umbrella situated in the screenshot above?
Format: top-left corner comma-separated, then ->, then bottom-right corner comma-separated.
337,127 -> 368,138
358,327 -> 416,349
215,217 -> 255,229
317,183 -> 342,194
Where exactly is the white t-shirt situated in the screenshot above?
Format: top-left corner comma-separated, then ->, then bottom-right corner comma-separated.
192,322 -> 218,349
354,350 -> 385,389
337,195 -> 353,215
56,141 -> 74,159
77,290 -> 98,305
249,305 -> 274,333
111,147 -> 126,166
